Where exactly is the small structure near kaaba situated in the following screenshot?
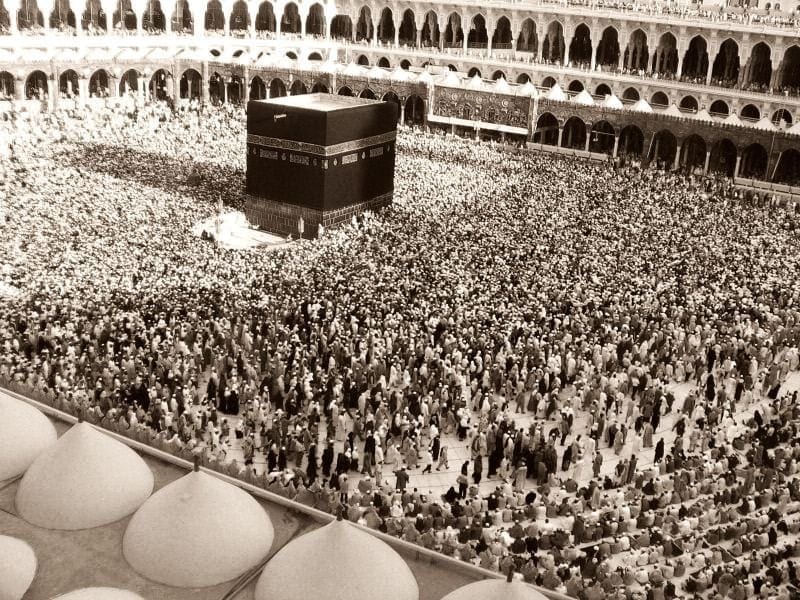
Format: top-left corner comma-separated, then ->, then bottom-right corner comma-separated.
245,93 -> 398,238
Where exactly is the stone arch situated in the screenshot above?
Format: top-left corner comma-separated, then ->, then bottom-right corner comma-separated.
142,0 -> 165,29
229,0 -> 248,31
652,31 -> 678,76
204,0 -> 223,30
568,23 -> 592,67
49,0 -> 75,29
619,124 -> 644,156
378,56 -> 390,67
773,149 -> 800,184
596,26 -> 619,68
595,83 -> 612,96
377,6 -> 394,43
269,77 -> 286,97
58,69 -> 79,97
711,38 -> 740,87
305,2 -> 324,35
516,73 -> 531,84
405,94 -> 424,124
622,86 -> 639,101
492,15 -> 512,48
681,35 -> 708,80
400,58 -> 411,70
113,0 -> 136,29
338,85 -> 353,96
740,143 -> 768,178
311,81 -> 328,93
208,71 -> 225,101
467,13 -> 488,47
648,129 -> 678,166
360,88 -> 376,99
516,18 -> 537,54
444,12 -> 463,48
624,28 -> 649,72
650,91 -> 668,107
447,64 -> 457,71
467,67 -> 481,78
398,8 -> 415,45
772,108 -> 792,127
383,90 -> 401,121
355,6 -> 372,41
290,79 -> 308,95
541,76 -> 556,88
491,69 -> 506,80
709,99 -> 729,116
180,68 -> 202,99
561,116 -> 587,149
589,120 -> 616,153
708,138 -> 737,176
250,75 -> 266,99
149,68 -> 172,101
18,0 -> 44,28
679,134 -> 707,170
255,0 -> 274,31
0,1 -> 9,29
119,68 -> 140,95
542,20 -> 565,63
330,14 -> 352,40
420,10 -> 439,47
285,51 -> 297,59
25,69 -> 48,99
227,75 -> 243,104
534,112 -> 559,145
307,51 -> 322,61
170,0 -> 192,32
88,68 -> 109,97
280,2 -> 300,33
567,79 -> 583,92
777,45 -> 800,91
679,95 -> 698,112
0,71 -> 14,99
81,0 -> 106,30
357,54 -> 369,65
746,42 -> 772,89
740,103 -> 760,120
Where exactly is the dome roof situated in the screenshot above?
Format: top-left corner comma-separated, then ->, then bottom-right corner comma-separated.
604,94 -> 623,110
441,578 -> 549,600
256,519 -> 418,600
51,588 -> 145,600
16,422 -> 153,530
631,98 -> 653,113
0,535 -> 37,600
573,89 -> 594,105
545,83 -> 567,101
123,469 -> 274,587
0,394 -> 57,480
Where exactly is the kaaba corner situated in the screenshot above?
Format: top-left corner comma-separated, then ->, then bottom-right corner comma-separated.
245,93 -> 398,238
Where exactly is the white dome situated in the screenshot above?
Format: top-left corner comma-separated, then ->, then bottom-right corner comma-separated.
604,94 -> 623,110
51,588 -> 145,600
0,394 -> 57,480
16,422 -> 153,530
123,469 -> 274,587
256,519 -> 418,600
573,89 -> 594,106
0,535 -> 37,600
545,83 -> 567,101
442,578 -> 549,600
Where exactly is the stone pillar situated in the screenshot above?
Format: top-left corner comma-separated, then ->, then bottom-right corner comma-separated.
591,45 -> 597,71
299,10 -> 306,37
78,77 -> 89,103
768,60 -> 779,91
612,134 -> 619,157
584,126 -> 591,152
734,153 -> 742,177
557,125 -> 563,147
705,59 -> 713,86
393,26 -> 399,48
463,32 -> 468,54
703,150 -> 711,174
373,22 -> 378,46
673,144 -> 681,170
202,62 -> 210,104
399,101 -> 405,125
14,77 -> 25,100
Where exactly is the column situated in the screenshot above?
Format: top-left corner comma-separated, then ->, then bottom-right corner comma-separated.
415,28 -> 420,48
14,77 -> 25,100
105,10 -> 111,32
399,102 -> 405,125
373,22 -> 378,46
202,61 -> 210,104
299,12 -> 306,37
393,27 -> 399,48
463,32 -> 468,54
703,150 -> 711,174
673,144 -> 681,170
617,51 -> 624,71
487,32 -> 492,59
78,77 -> 89,104
677,53 -> 684,79
734,154 -> 742,178
705,59 -> 713,85
557,126 -> 563,147
768,60 -> 780,91
612,134 -> 619,157
591,45 -> 597,71
223,79 -> 228,103
584,127 -> 591,152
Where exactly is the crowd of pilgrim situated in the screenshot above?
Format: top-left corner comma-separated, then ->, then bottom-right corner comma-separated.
1,95 -> 800,600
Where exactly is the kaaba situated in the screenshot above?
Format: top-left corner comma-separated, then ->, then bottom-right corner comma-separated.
245,93 -> 398,238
